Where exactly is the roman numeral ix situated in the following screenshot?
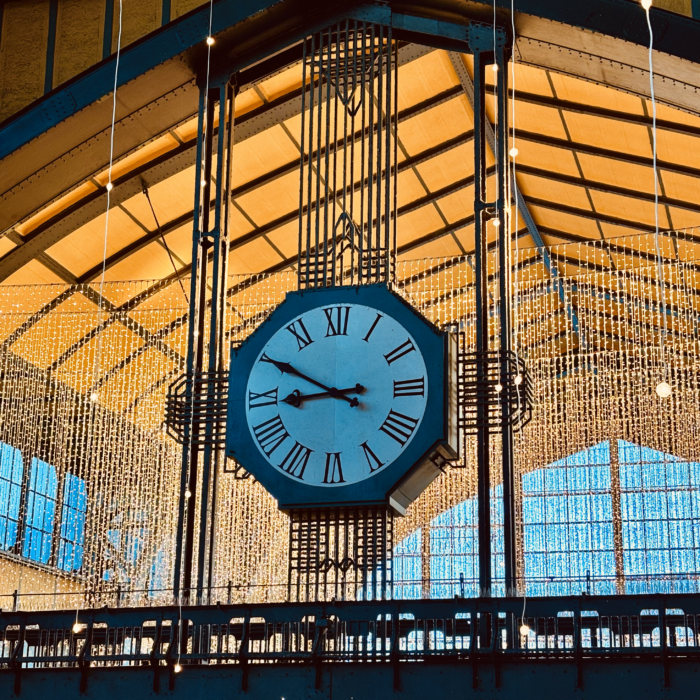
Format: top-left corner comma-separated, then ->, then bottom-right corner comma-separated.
286,318 -> 313,351
393,377 -> 425,398
252,415 -> 289,456
279,441 -> 313,480
360,441 -> 385,473
323,306 -> 350,337
379,409 -> 419,446
323,452 -> 345,484
384,339 -> 415,365
248,388 -> 278,409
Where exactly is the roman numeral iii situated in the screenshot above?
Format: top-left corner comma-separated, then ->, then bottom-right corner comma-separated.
379,409 -> 419,446
279,441 -> 313,480
252,415 -> 289,456
384,339 -> 415,365
248,388 -> 278,408
323,306 -> 350,336
393,377 -> 425,397
323,452 -> 345,483
285,318 -> 313,351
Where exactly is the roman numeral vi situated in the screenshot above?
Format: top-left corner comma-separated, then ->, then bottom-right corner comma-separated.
323,452 -> 345,484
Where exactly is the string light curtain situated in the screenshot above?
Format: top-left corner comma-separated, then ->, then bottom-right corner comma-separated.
0,229 -> 699,607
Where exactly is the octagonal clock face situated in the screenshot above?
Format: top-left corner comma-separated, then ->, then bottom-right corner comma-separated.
245,303 -> 428,487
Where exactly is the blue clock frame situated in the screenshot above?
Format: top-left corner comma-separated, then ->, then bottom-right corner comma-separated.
226,284 -> 458,513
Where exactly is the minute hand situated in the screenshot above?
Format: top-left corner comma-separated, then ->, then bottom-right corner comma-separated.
263,357 -> 357,405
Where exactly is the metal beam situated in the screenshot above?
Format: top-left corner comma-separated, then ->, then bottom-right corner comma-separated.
448,51 -> 585,349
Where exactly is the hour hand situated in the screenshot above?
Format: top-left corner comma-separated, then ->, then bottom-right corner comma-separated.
283,384 -> 365,408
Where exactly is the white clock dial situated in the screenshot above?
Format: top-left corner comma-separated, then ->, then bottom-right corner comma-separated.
245,303 -> 428,486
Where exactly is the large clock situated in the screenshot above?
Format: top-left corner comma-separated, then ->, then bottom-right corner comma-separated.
226,284 -> 459,513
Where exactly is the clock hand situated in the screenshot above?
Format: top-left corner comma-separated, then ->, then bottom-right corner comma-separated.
261,356 -> 357,405
283,384 -> 365,408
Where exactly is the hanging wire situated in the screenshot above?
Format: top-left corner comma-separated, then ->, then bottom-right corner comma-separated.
142,182 -> 189,304
642,0 -> 670,394
510,0 -> 520,358
90,0 -> 123,400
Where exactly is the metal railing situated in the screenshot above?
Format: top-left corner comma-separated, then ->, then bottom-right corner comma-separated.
1,594 -> 699,673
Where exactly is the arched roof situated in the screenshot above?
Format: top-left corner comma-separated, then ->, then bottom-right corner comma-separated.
1,0 -> 700,385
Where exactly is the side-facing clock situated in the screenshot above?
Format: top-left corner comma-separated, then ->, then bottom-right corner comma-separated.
226,284 -> 459,514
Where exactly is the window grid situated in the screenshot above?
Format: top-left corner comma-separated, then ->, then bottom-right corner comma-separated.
22,458 -> 58,565
58,473 -> 87,572
0,442 -> 23,551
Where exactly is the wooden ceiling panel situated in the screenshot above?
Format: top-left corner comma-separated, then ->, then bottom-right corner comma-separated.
437,186 -> 474,225
518,172 -> 591,210
397,169 -> 429,208
562,112 -> 652,158
576,153 -> 653,194
121,166 -> 197,229
3,259 -> 65,286
548,73 -> 644,115
527,204 -> 602,239
102,240 -> 178,285
396,204 -> 448,248
397,234 -> 464,262
235,169 -> 301,228
589,190 -> 670,229
230,125 -> 300,190
509,62 -> 554,97
415,142 -> 473,193
47,207 -> 146,277
397,50 -> 455,112
513,139 -> 579,177
399,96 -> 473,156
656,129 -> 700,170
506,99 -> 568,139
257,63 -> 303,103
660,170 -> 700,203
228,237 -> 285,275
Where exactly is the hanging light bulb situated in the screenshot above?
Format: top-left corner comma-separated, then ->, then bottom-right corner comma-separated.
185,488 -> 192,499
656,381 -> 671,398
89,392 -> 98,403
509,147 -> 518,158
495,383 -> 503,393
519,624 -> 530,636
514,374 -> 523,386
201,179 -> 207,187
106,182 -> 114,192
72,622 -> 83,634
491,64 -> 498,73
206,36 -> 215,46
641,0 -> 652,9
492,218 -> 501,228
174,663 -> 183,673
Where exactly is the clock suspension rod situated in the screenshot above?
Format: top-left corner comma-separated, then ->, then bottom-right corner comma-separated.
470,31 -> 493,600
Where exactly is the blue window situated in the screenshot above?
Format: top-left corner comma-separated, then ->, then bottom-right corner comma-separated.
58,474 -> 87,572
0,442 -> 23,550
22,458 -> 58,564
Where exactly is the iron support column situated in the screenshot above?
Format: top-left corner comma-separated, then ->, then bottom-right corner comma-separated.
495,42 -> 516,596
471,38 -> 492,597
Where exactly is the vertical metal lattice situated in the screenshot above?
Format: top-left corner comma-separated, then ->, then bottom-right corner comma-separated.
298,21 -> 398,289
288,508 -> 394,602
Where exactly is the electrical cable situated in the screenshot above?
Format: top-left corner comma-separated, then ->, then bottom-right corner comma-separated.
643,1 -> 671,397
90,0 -> 122,402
